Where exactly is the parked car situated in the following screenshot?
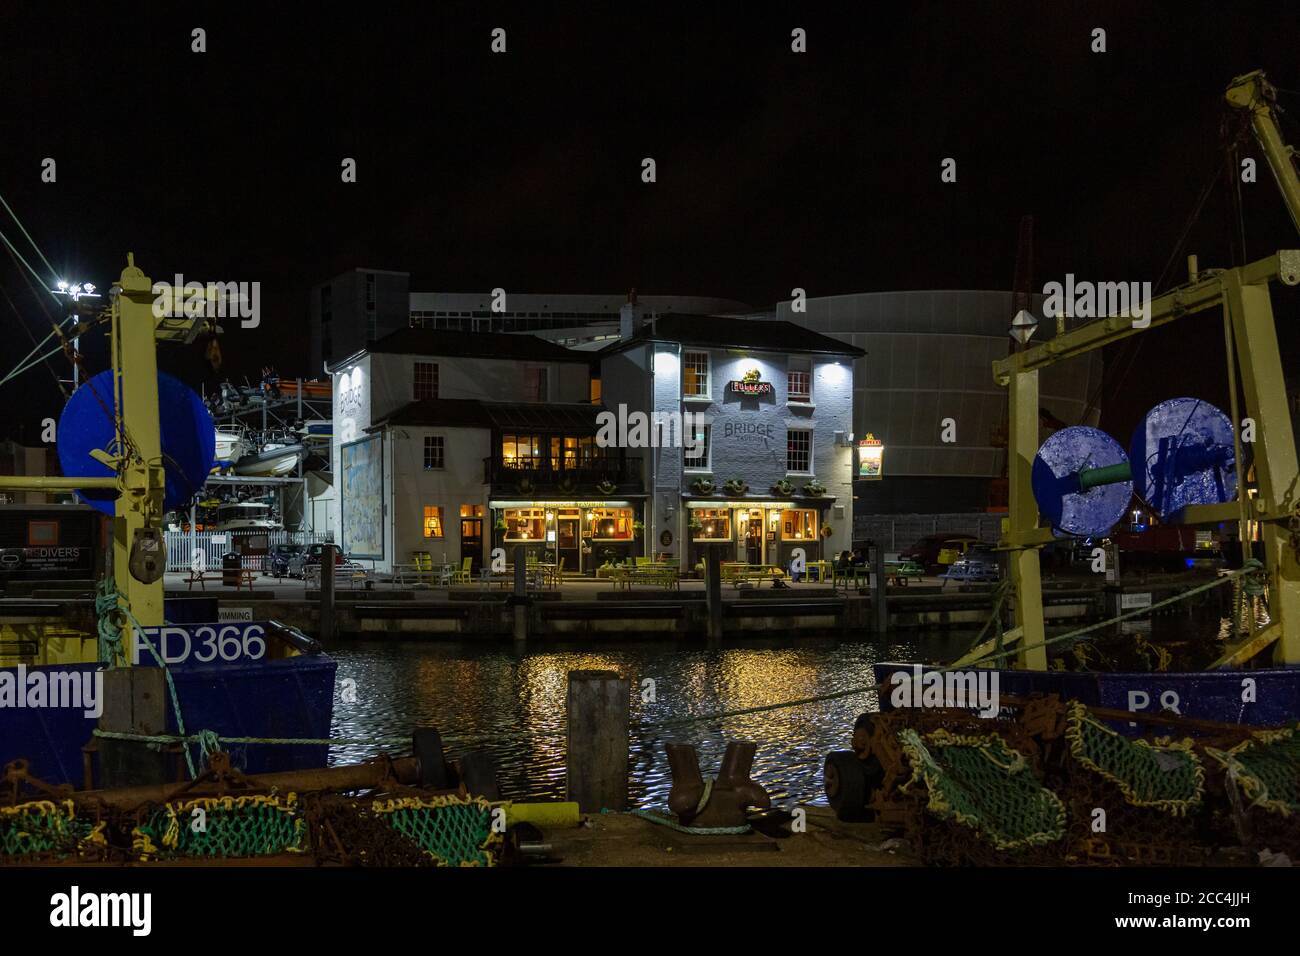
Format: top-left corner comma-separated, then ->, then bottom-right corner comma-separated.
266,543 -> 305,578
900,533 -> 980,574
288,543 -> 346,579
942,545 -> 1001,583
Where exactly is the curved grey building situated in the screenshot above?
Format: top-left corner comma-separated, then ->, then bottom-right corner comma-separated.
776,290 -> 1102,513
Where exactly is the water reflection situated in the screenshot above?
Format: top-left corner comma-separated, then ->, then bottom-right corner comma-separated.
328,637 -> 923,807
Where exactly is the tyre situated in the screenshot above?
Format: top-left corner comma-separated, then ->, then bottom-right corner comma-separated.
412,728 -> 453,789
458,749 -> 501,800
824,750 -> 870,821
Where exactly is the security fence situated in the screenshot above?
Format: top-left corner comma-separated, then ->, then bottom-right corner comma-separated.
852,513 -> 1005,553
165,530 -> 332,572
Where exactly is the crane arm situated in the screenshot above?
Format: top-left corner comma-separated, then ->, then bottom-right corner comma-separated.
1226,70 -> 1300,238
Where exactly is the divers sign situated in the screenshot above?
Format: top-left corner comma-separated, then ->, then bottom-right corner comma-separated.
131,623 -> 268,666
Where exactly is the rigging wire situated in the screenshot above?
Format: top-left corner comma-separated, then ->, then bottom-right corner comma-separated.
0,189 -> 59,284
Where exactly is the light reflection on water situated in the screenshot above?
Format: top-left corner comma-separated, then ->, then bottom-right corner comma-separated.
326,635 -> 975,808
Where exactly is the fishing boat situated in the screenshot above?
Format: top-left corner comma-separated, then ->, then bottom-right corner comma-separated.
0,253 -> 336,789
874,70 -> 1300,732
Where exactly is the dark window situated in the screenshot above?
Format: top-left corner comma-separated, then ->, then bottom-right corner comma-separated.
414,362 -> 439,400
424,436 -> 445,469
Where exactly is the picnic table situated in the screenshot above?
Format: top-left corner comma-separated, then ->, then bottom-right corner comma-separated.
719,563 -> 787,588
305,562 -> 369,589
391,562 -> 454,587
185,568 -> 257,591
609,565 -> 680,590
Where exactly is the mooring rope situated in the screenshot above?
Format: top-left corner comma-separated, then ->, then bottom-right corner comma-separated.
641,560 -> 1266,732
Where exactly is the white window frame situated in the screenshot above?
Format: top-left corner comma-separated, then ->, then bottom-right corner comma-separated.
682,351 -> 711,400
787,357 -> 813,404
786,427 -> 813,475
683,422 -> 711,472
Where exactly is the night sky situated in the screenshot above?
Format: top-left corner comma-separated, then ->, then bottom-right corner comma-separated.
2,1 -> 1298,444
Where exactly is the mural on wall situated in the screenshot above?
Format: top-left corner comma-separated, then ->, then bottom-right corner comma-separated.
340,434 -> 384,558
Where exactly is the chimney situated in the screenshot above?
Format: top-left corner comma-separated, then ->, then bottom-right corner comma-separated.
619,287 -> 639,339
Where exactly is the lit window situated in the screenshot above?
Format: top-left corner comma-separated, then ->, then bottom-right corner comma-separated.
779,509 -> 817,541
787,428 -> 812,473
423,435 -> 444,469
683,351 -> 710,397
459,504 -> 484,517
423,506 -> 444,538
414,362 -> 439,400
788,358 -> 811,401
690,508 -> 731,541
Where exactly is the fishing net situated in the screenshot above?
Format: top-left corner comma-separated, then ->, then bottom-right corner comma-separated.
370,794 -> 500,866
898,727 -> 1065,850
0,799 -> 106,860
131,793 -> 306,860
1064,701 -> 1203,814
1206,726 -> 1300,817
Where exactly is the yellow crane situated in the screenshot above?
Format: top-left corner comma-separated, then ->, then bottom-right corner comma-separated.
988,70 -> 1300,670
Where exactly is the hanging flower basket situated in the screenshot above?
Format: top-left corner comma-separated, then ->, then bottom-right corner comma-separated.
771,478 -> 794,496
690,477 -> 716,495
801,478 -> 827,497
723,478 -> 749,496
596,478 -> 617,495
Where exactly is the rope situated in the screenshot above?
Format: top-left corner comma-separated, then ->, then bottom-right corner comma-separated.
642,560 -> 1266,731
94,577 -> 197,778
92,730 -> 405,747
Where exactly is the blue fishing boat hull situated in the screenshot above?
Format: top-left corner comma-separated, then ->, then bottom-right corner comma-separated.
874,662 -> 1300,730
0,627 -> 336,787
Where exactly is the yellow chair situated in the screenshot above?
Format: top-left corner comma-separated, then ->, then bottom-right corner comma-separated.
450,556 -> 472,584
412,551 -> 433,571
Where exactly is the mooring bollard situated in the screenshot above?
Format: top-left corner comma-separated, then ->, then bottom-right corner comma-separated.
665,740 -> 770,829
706,544 -> 723,642
873,543 -> 887,635
565,669 -> 629,812
320,543 -> 336,642
98,667 -> 169,789
513,544 -> 528,643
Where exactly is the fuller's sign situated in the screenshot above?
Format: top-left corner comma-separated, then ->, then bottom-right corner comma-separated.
727,379 -> 773,396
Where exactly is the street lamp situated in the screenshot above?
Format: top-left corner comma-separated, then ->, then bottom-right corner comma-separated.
49,279 -> 102,388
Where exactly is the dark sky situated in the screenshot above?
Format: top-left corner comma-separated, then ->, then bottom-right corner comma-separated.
2,1 -> 1299,443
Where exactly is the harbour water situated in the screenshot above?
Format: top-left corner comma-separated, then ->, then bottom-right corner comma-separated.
327,632 -> 978,807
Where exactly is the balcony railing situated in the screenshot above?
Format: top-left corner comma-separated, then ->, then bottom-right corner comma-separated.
483,456 -> 643,491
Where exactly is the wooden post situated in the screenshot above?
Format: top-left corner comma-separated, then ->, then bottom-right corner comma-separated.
513,544 -> 528,643
705,544 -> 723,642
565,669 -> 629,812
320,543 -> 336,642
873,542 -> 888,635
98,667 -> 169,788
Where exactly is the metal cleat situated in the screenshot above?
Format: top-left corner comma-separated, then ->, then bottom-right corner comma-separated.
665,741 -> 770,829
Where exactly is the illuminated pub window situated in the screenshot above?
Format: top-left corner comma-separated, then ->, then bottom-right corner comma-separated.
459,504 -> 484,517
779,509 -> 817,541
502,434 -> 544,469
691,508 -> 732,541
423,506 -> 444,538
587,507 -> 633,540
683,351 -> 710,397
503,508 -> 546,540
